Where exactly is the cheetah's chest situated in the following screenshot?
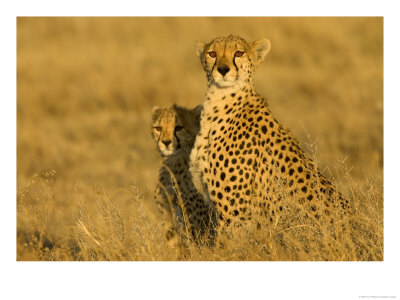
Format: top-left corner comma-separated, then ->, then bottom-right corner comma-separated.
197,94 -> 273,215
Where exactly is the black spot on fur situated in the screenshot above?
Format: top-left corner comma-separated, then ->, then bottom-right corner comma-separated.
261,125 -> 267,134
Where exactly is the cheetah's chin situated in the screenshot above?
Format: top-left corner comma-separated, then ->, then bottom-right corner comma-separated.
215,79 -> 236,88
159,149 -> 174,156
160,148 -> 181,157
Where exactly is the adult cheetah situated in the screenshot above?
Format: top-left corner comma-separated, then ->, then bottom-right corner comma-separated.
189,35 -> 351,230
152,104 -> 216,247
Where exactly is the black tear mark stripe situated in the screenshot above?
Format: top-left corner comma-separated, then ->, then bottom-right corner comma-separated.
232,56 -> 239,72
157,134 -> 161,145
174,131 -> 180,149
211,57 -> 217,73
155,126 -> 162,145
173,114 -> 180,149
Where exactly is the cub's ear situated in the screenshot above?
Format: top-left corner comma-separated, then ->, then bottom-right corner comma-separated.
171,104 -> 184,113
195,41 -> 207,57
193,104 -> 203,115
152,106 -> 162,120
251,38 -> 271,65
192,104 -> 203,120
152,106 -> 161,114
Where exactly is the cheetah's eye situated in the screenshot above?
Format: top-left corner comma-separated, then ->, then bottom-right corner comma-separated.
175,125 -> 183,132
154,127 -> 162,132
234,51 -> 244,57
208,51 -> 217,58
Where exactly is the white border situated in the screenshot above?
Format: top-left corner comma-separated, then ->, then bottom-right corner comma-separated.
2,1 -> 399,300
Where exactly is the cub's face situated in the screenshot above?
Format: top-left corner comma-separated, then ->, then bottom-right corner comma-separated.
151,105 -> 202,156
195,35 -> 271,88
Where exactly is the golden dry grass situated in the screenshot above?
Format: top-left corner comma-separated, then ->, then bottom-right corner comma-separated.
17,17 -> 383,261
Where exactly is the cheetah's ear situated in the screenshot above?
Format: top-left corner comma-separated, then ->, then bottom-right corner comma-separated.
251,38 -> 271,65
195,41 -> 207,57
192,104 -> 203,119
152,106 -> 161,120
172,104 -> 184,112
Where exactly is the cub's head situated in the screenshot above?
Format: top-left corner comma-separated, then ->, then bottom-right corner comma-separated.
151,104 -> 202,156
195,35 -> 271,88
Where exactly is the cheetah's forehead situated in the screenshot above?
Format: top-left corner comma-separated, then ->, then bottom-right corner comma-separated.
208,35 -> 249,52
152,108 -> 178,126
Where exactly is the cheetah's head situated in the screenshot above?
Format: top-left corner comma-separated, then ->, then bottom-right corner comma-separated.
151,104 -> 202,157
195,35 -> 271,88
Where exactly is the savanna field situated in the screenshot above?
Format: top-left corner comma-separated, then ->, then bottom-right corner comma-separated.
17,17 -> 383,261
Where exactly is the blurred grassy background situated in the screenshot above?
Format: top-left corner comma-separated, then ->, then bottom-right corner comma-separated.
17,17 -> 383,260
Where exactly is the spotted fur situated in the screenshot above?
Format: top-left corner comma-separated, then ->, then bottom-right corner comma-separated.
152,104 -> 216,247
190,35 -> 351,230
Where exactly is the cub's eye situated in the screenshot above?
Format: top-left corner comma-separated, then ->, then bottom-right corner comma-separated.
154,127 -> 161,132
175,125 -> 183,132
208,51 -> 217,58
234,51 -> 244,57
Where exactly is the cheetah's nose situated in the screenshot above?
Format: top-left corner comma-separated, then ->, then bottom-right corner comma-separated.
162,140 -> 172,147
217,65 -> 230,76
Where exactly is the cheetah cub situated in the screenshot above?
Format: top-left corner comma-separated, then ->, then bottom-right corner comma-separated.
190,35 -> 351,230
152,104 -> 216,247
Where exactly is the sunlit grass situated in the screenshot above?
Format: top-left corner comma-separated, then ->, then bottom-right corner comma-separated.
17,17 -> 383,261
